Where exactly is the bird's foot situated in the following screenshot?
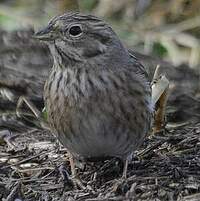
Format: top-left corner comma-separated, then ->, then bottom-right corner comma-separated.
111,176 -> 129,195
58,164 -> 86,190
71,175 -> 86,190
111,155 -> 131,193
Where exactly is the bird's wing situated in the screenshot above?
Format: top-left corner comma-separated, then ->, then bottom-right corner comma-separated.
128,51 -> 150,83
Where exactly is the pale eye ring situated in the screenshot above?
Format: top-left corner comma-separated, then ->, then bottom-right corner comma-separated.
68,24 -> 83,37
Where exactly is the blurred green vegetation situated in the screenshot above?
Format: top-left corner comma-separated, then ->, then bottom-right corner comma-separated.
152,42 -> 168,58
0,15 -> 13,29
79,0 -> 98,11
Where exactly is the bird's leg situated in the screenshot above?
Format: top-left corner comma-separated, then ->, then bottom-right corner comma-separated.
122,158 -> 129,179
122,154 -> 132,179
69,153 -> 77,178
68,153 -> 86,189
112,155 -> 132,192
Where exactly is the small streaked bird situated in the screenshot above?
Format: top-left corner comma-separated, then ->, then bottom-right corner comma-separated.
34,12 -> 153,179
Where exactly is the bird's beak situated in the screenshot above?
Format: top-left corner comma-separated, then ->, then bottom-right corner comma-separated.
33,25 -> 53,41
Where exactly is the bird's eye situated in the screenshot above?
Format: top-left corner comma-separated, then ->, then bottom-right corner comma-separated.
68,25 -> 83,37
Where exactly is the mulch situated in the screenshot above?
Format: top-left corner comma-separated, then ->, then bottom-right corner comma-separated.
1,114 -> 200,201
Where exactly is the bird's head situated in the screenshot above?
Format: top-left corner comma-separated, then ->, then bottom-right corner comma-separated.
34,12 -> 128,68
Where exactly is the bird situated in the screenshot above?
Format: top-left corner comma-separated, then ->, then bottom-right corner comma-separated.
34,12 -> 153,179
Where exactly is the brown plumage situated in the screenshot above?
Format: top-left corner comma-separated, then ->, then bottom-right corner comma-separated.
35,12 -> 153,178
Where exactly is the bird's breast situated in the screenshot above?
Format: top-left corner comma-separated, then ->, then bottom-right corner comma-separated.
44,67 -> 152,159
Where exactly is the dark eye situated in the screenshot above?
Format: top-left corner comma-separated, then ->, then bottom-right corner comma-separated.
68,25 -> 83,37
